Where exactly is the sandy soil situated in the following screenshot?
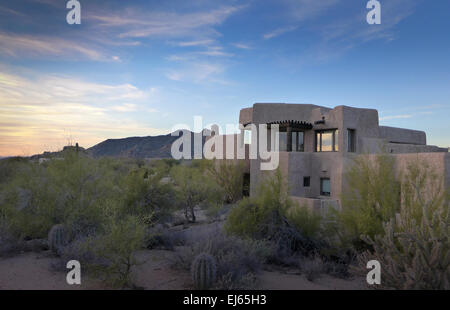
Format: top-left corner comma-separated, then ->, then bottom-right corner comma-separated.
0,250 -> 365,290
259,271 -> 366,290
0,250 -> 190,290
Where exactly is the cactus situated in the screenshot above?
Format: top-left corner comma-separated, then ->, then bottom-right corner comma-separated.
48,224 -> 68,255
191,253 -> 217,289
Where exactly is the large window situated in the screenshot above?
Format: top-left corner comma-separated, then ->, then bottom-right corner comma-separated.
316,130 -> 338,152
278,131 -> 304,152
347,129 -> 355,152
320,178 -> 331,196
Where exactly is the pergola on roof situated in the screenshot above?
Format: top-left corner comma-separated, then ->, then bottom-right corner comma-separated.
267,120 -> 313,131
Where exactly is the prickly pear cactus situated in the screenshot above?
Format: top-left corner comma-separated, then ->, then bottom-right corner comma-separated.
191,253 -> 217,289
48,224 -> 68,255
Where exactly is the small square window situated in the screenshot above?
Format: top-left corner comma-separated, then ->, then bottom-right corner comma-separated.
303,176 -> 310,187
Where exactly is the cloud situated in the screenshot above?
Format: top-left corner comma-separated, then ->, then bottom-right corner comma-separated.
88,5 -> 244,39
111,103 -> 138,112
263,26 -> 298,40
379,111 -> 433,121
0,5 -> 26,17
176,40 -> 215,47
0,69 -> 165,156
313,0 -> 422,59
379,114 -> 413,121
232,43 -> 252,50
166,62 -> 227,84
0,32 -> 113,61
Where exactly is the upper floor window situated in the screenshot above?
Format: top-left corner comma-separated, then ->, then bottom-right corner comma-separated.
316,129 -> 338,152
278,131 -> 304,152
347,129 -> 356,152
292,131 -> 304,152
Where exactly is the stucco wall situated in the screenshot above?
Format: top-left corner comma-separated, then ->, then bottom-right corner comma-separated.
379,126 -> 426,145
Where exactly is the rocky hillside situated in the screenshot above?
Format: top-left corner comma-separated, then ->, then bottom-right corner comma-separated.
87,131 -> 207,159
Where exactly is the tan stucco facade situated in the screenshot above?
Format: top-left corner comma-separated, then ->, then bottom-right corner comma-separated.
219,103 -> 449,213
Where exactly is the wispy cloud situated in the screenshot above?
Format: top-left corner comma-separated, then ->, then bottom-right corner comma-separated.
0,32 -> 116,62
88,5 -> 245,39
165,62 -> 227,84
0,69 -> 165,156
311,0 -> 422,61
0,5 -> 26,16
176,39 -> 215,47
232,43 -> 252,50
379,111 -> 433,121
263,26 -> 298,40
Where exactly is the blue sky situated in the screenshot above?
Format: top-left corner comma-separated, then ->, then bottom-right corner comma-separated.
0,0 -> 449,156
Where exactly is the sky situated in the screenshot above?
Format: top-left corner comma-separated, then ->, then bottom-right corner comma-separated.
0,0 -> 449,156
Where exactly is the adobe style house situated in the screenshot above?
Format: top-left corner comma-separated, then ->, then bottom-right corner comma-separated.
230,103 -> 449,213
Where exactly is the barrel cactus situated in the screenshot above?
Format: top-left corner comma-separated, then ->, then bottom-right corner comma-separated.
191,253 -> 217,290
48,224 -> 68,255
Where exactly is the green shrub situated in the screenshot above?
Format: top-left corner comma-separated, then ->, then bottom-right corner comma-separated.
353,160 -> 449,289
287,205 -> 322,240
171,165 -> 221,222
89,215 -> 147,288
122,167 -> 175,223
339,154 -> 400,248
206,160 -> 245,203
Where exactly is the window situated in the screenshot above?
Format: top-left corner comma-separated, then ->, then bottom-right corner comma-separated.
244,129 -> 252,145
320,178 -> 331,196
277,131 -> 304,152
316,130 -> 338,152
279,132 -> 287,151
292,132 -> 304,152
303,176 -> 310,187
347,129 -> 356,152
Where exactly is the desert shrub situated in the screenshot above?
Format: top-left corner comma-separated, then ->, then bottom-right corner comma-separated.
171,165 -> 221,222
122,167 -> 175,224
172,232 -> 272,290
206,159 -> 245,203
287,205 -> 323,240
0,161 -> 59,239
338,154 -> 400,248
300,254 -> 325,282
88,215 -> 148,288
353,161 -> 449,289
225,169 -> 291,238
226,169 -> 324,260
146,225 -> 185,250
0,220 -> 26,257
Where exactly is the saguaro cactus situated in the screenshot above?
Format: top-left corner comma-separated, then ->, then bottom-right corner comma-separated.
191,253 -> 217,289
48,224 -> 68,255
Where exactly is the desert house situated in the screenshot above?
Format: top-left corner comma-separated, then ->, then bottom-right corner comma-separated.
210,103 -> 449,214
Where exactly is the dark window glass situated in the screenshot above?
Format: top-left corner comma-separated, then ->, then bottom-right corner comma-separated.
347,129 -> 355,152
303,176 -> 310,187
279,132 -> 287,151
